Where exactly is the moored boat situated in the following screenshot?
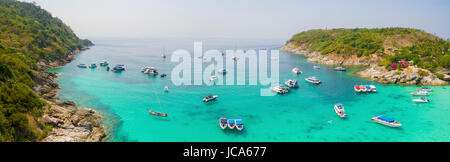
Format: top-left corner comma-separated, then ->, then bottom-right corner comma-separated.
335,66 -> 346,71
203,95 -> 218,102
371,115 -> 401,127
219,117 -> 228,130
360,85 -> 367,92
271,86 -> 290,94
412,97 -> 429,103
411,91 -> 429,96
227,119 -> 235,129
89,63 -> 97,68
111,64 -> 125,72
99,61 -> 109,66
284,80 -> 298,88
210,76 -> 217,81
218,68 -> 227,74
369,85 -> 377,92
164,86 -> 169,92
354,85 -> 361,92
305,77 -> 321,84
417,87 -> 432,91
334,103 -> 346,118
313,65 -> 320,69
147,109 -> 168,117
77,64 -> 87,68
235,119 -> 244,131
292,67 -> 302,74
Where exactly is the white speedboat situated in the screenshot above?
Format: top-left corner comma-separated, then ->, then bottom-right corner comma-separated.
292,67 -> 302,74
164,86 -> 169,92
218,68 -> 227,74
371,115 -> 402,127
335,66 -> 346,71
99,61 -> 109,66
313,65 -> 320,69
77,64 -> 87,68
417,87 -> 432,91
411,91 -> 428,96
210,76 -> 218,81
88,64 -> 97,68
232,56 -> 239,61
271,86 -> 290,94
219,117 -> 228,130
334,103 -> 347,118
369,85 -> 377,92
227,119 -> 235,129
305,77 -> 321,84
235,119 -> 244,131
412,97 -> 429,103
284,80 -> 298,88
203,95 -> 218,102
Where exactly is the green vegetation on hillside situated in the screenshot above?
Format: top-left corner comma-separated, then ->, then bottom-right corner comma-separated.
0,0 -> 91,141
288,28 -> 450,71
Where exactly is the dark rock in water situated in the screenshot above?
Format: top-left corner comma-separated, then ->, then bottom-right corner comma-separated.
57,101 -> 77,107
160,73 -> 167,77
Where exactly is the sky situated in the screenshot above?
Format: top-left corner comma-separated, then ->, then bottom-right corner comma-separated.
22,0 -> 450,40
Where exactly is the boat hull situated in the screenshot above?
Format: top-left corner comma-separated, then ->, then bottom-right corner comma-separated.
371,118 -> 401,127
334,105 -> 346,118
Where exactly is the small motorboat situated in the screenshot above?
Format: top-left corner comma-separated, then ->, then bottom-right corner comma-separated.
335,66 -> 346,71
369,85 -> 377,92
227,119 -> 235,129
417,87 -> 432,91
235,119 -> 244,131
142,67 -> 158,75
219,117 -> 228,130
147,109 -> 168,117
284,80 -> 298,88
360,85 -> 367,92
160,73 -> 167,78
354,85 -> 361,92
164,86 -> 169,92
106,66 -> 110,71
305,77 -> 321,84
203,95 -> 218,102
210,76 -> 218,82
89,64 -> 97,68
232,56 -> 239,61
371,115 -> 402,127
99,61 -> 109,66
292,67 -> 302,74
77,64 -> 87,68
218,68 -> 227,74
313,65 -> 320,69
271,86 -> 290,94
412,97 -> 430,103
111,64 -> 125,72
411,91 -> 428,96
334,103 -> 346,118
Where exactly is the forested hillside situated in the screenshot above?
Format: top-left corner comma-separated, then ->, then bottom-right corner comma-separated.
0,0 -> 92,141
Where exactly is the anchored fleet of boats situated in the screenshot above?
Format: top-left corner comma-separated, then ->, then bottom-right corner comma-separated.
354,85 -> 377,93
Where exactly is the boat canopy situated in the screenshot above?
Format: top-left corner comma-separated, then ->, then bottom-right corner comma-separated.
235,119 -> 243,125
377,116 -> 394,122
220,118 -> 227,123
228,119 -> 235,124
336,103 -> 343,107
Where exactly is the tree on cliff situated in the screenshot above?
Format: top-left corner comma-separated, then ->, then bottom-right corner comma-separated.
0,0 -> 91,141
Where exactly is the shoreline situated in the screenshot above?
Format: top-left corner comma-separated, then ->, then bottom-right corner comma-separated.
33,47 -> 108,142
280,42 -> 448,86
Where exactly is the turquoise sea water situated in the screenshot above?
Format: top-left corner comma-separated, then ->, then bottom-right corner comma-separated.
49,38 -> 450,142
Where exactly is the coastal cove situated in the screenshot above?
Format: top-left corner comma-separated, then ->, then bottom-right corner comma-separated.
49,38 -> 450,142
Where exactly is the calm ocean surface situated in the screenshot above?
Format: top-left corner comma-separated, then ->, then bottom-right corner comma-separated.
49,38 -> 450,142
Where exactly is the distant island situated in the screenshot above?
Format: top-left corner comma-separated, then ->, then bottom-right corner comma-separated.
281,28 -> 450,85
0,0 -> 105,142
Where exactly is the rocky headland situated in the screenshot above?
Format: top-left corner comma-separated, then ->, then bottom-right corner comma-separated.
33,47 -> 108,142
281,42 -> 448,86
